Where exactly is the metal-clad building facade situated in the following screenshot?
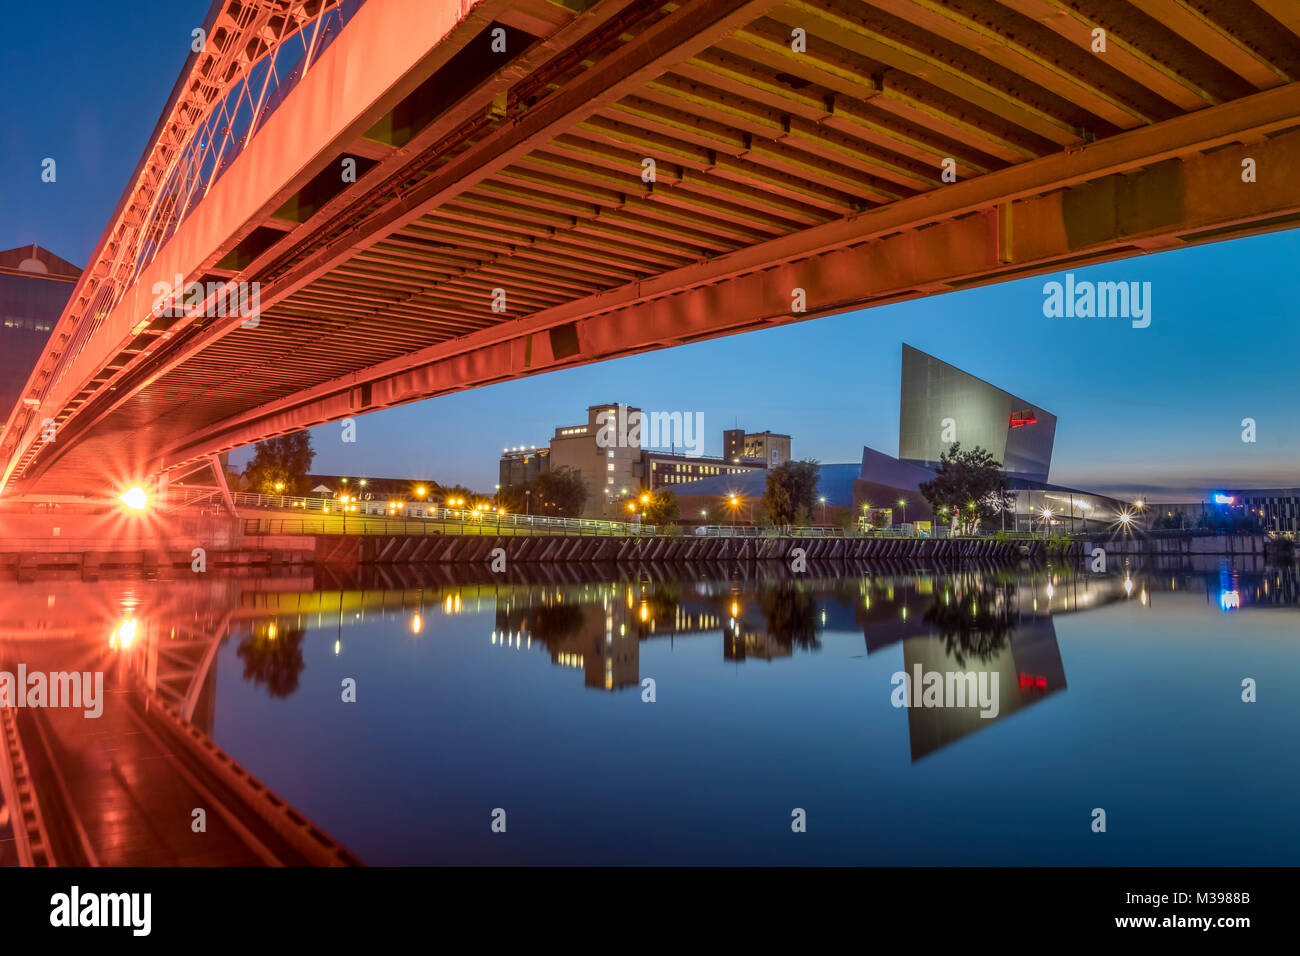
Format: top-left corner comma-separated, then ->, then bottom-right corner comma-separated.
898,344 -> 1057,483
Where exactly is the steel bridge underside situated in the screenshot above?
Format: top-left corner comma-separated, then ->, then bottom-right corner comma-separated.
5,0 -> 1300,495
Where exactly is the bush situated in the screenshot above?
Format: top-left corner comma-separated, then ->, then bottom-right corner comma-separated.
1044,534 -> 1072,558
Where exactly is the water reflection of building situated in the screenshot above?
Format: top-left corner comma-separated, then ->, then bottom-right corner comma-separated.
723,620 -> 792,662
1189,561 -> 1300,611
496,590 -> 645,691
901,615 -> 1066,761
853,571 -> 1077,761
495,581 -> 818,686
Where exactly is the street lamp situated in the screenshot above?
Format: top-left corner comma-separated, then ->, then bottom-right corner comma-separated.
898,498 -> 907,526
1040,508 -> 1053,538
119,486 -> 149,511
819,496 -> 827,524
728,495 -> 740,529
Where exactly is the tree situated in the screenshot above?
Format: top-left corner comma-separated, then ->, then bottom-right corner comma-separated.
760,459 -> 820,526
641,488 -> 679,525
501,467 -> 587,517
923,573 -> 1016,666
918,442 -> 1003,534
244,432 -> 315,495
237,623 -> 306,698
760,581 -> 820,651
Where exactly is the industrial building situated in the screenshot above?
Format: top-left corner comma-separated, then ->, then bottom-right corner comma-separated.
499,403 -> 787,518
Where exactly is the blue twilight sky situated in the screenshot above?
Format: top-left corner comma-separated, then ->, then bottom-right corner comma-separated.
1,1 -> 1296,500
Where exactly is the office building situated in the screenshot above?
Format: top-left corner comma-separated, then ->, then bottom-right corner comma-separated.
0,245 -> 81,423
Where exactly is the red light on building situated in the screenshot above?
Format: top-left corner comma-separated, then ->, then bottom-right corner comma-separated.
1018,673 -> 1047,691
1009,409 -> 1037,428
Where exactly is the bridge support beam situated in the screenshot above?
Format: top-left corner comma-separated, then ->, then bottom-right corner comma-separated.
159,88 -> 1300,468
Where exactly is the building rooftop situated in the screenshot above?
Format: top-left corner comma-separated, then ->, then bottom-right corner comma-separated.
0,244 -> 82,280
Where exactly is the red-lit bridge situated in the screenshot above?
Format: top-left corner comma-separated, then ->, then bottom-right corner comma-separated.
4,0 -> 1300,497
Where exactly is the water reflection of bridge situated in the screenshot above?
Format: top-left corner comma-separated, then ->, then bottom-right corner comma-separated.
2,560 -> 1294,862
0,576 -> 359,866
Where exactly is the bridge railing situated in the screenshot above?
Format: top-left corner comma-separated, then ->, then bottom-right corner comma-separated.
40,1 -> 368,407
171,488 -> 1047,541
239,514 -> 660,538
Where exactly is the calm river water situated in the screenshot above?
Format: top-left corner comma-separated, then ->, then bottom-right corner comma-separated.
3,557 -> 1296,865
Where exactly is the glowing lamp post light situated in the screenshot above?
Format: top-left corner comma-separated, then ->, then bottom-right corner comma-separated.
119,486 -> 149,511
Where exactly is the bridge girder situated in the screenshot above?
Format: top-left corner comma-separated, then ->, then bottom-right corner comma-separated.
159,95 -> 1300,466
5,0 -> 1300,493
